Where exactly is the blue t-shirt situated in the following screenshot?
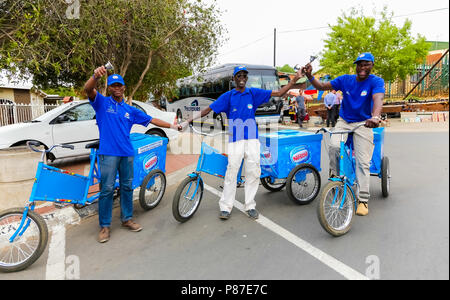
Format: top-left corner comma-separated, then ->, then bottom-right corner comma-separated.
89,93 -> 153,156
209,88 -> 272,143
330,74 -> 385,123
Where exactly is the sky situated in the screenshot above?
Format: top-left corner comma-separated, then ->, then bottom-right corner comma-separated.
204,0 -> 449,70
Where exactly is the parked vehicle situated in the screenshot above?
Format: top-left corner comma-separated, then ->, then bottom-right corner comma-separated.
0,100 -> 178,161
161,64 -> 286,130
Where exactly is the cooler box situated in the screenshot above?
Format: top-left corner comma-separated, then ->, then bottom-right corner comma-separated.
370,127 -> 385,174
130,133 -> 168,188
259,130 -> 322,179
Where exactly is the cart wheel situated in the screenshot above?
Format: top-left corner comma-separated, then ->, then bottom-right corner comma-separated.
381,157 -> 390,198
172,175 -> 204,223
0,207 -> 48,273
286,163 -> 321,205
139,170 -> 166,211
260,177 -> 286,192
317,181 -> 356,237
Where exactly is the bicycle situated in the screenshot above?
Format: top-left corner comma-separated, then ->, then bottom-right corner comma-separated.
172,125 -> 322,223
0,133 -> 167,272
316,123 -> 391,237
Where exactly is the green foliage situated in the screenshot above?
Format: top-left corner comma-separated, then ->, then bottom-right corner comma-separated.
277,64 -> 295,73
0,0 -> 225,101
320,6 -> 430,81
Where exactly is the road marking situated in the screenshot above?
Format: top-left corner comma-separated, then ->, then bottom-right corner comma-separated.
204,183 -> 369,280
45,225 -> 66,280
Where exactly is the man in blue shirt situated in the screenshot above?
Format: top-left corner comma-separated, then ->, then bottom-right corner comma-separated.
303,53 -> 384,216
84,65 -> 181,243
323,90 -> 337,127
182,66 -> 303,220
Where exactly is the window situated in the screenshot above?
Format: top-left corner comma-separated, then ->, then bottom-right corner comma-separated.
132,103 -> 146,113
59,103 -> 96,122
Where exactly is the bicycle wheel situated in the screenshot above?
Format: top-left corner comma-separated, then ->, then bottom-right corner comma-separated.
139,170 -> 166,211
0,208 -> 48,272
260,177 -> 286,192
317,181 -> 355,237
286,163 -> 321,205
172,176 -> 204,223
381,157 -> 390,198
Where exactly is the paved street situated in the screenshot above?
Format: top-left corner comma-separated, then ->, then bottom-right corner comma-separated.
1,121 -> 448,280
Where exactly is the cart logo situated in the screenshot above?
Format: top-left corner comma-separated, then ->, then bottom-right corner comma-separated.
261,150 -> 274,165
143,154 -> 158,172
290,147 -> 309,164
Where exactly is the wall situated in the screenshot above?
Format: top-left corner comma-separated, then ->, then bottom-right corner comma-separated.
0,88 -> 15,102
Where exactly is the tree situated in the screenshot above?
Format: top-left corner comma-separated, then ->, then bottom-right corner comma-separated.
277,64 -> 295,73
0,0 -> 225,103
319,6 -> 430,81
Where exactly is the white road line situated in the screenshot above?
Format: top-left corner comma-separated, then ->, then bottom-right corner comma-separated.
45,224 -> 66,280
204,183 -> 369,280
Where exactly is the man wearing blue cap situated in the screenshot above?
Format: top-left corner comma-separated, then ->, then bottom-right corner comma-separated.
182,65 -> 304,220
84,65 -> 182,243
302,52 -> 384,216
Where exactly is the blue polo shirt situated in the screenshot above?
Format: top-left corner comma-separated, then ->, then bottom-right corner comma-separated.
89,93 -> 153,156
330,74 -> 385,123
210,88 -> 272,143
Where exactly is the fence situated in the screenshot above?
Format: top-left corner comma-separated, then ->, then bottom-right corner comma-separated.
0,103 -> 59,126
385,50 -> 449,101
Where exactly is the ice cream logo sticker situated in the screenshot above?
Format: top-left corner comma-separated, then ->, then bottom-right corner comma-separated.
143,154 -> 158,172
290,146 -> 309,164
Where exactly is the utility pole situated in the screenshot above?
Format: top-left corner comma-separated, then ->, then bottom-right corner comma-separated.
273,28 -> 277,67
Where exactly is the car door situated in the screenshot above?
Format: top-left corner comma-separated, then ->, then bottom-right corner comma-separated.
51,103 -> 98,158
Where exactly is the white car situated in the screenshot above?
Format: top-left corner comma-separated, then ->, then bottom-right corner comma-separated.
0,100 -> 178,161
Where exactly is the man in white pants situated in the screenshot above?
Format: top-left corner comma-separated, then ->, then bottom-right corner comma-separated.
182,66 -> 303,220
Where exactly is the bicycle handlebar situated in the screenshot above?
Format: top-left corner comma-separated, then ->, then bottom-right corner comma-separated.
27,141 -> 74,153
189,124 -> 229,137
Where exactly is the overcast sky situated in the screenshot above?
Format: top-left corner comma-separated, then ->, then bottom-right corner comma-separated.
205,0 -> 449,70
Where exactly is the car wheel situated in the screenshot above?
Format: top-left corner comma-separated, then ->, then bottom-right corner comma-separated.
177,110 -> 183,124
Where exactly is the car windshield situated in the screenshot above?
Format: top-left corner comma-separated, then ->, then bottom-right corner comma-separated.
246,69 -> 280,90
32,102 -> 82,122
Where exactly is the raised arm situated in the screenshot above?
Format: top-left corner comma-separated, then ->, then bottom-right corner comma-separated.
271,70 -> 304,98
84,66 -> 107,100
302,63 -> 333,91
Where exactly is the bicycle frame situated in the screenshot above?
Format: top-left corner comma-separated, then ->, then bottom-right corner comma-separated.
320,124 -> 366,211
328,137 -> 358,210
9,147 -> 101,243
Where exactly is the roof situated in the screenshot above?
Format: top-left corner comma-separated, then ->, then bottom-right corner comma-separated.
0,70 -> 33,90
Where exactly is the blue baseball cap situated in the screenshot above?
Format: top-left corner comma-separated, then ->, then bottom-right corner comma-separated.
233,65 -> 249,76
354,52 -> 375,64
107,74 -> 125,86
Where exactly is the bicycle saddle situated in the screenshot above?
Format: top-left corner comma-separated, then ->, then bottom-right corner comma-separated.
85,141 -> 100,149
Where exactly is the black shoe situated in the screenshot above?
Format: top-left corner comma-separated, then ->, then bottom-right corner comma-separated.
246,209 -> 259,220
219,211 -> 231,220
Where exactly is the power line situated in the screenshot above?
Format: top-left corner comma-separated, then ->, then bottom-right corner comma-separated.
218,7 -> 449,59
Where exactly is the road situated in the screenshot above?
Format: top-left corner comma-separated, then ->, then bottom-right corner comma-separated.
1,123 -> 448,281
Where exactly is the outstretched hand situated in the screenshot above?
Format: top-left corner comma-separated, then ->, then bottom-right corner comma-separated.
171,123 -> 183,131
302,63 -> 313,78
93,66 -> 107,80
180,121 -> 190,132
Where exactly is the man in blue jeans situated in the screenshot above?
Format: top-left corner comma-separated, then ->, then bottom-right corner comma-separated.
84,65 -> 181,243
